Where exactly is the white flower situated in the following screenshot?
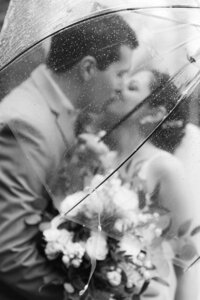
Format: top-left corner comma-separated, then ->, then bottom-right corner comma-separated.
82,174 -> 110,216
119,235 -> 141,259
125,211 -> 139,226
83,192 -> 105,217
68,242 -> 85,259
109,175 -> 122,191
155,228 -> 162,237
45,242 -> 62,260
44,228 -> 74,261
137,213 -> 152,223
51,215 -> 63,228
140,227 -> 157,245
109,294 -> 116,300
64,283 -> 75,294
90,174 -> 105,188
144,260 -> 154,269
62,255 -> 70,267
59,191 -> 86,216
143,270 -> 151,280
114,219 -> 124,233
56,229 -> 73,246
85,231 -> 108,260
126,280 -> 134,289
71,258 -> 82,268
62,241 -> 85,267
107,270 -> 122,286
43,228 -> 61,242
100,150 -> 117,171
113,186 -> 139,212
126,269 -> 143,288
114,212 -> 139,233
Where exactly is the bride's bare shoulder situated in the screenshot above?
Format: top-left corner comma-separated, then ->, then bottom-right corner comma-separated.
149,151 -> 184,179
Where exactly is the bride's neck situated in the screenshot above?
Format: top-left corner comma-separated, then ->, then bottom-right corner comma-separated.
115,123 -> 159,162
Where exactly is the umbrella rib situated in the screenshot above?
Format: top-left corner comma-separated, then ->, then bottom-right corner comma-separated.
133,8 -> 200,28
64,71 -> 200,217
101,54 -> 200,142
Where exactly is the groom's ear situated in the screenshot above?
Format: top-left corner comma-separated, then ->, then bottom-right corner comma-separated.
79,56 -> 97,81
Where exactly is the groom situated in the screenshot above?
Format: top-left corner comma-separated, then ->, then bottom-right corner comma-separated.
0,13 -> 138,300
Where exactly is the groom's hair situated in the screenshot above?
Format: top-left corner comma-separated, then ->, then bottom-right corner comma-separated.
46,13 -> 138,73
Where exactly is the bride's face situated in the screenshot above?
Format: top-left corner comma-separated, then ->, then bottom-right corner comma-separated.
106,70 -> 153,118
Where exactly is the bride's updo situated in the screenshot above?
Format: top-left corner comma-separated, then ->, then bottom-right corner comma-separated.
147,70 -> 189,153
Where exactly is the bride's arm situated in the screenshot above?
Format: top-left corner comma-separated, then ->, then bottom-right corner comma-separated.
150,155 -> 198,300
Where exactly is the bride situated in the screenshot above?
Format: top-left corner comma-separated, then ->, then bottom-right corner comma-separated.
97,68 -> 199,300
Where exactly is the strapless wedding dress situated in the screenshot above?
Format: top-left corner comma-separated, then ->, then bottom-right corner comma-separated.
175,123 -> 200,300
175,123 -> 200,242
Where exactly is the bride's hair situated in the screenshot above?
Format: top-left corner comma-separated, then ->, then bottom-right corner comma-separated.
147,70 -> 189,153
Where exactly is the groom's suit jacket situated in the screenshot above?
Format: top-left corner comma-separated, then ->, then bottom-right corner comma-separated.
0,65 -> 78,300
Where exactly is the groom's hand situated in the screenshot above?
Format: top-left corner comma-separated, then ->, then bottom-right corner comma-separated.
77,132 -> 117,171
78,132 -> 109,155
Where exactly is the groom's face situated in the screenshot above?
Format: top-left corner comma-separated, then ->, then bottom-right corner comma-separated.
85,45 -> 134,114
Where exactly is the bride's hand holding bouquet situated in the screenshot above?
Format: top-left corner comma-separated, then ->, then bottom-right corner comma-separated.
39,132 -> 199,300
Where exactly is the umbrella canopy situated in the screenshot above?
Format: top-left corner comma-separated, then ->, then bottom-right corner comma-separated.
0,2 -> 200,298
0,0 -> 200,71
1,0 -> 200,243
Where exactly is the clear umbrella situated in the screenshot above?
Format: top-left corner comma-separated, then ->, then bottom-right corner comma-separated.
0,1 -> 200,299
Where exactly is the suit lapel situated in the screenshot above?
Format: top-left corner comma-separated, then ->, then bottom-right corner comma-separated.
31,64 -> 79,149
56,108 -> 77,148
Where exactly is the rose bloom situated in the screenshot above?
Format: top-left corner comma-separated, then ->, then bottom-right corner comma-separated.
82,174 -> 111,217
113,186 -> 139,212
83,192 -> 105,217
85,231 -> 108,260
88,175 -> 107,205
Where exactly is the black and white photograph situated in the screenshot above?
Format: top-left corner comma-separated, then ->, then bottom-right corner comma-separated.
0,1 -> 200,299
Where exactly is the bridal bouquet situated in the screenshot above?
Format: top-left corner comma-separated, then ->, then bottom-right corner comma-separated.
39,132 -> 199,300
40,134 -> 173,300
